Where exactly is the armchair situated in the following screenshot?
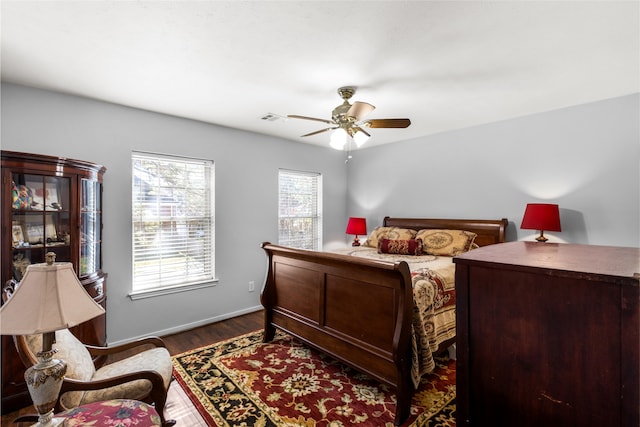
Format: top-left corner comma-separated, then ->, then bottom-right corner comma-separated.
3,280 -> 176,427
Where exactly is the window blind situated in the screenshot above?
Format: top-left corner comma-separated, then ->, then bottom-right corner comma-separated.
132,152 -> 214,291
278,169 -> 322,250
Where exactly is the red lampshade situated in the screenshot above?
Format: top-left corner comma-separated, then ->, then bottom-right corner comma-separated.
520,203 -> 561,242
346,217 -> 367,246
346,217 -> 367,235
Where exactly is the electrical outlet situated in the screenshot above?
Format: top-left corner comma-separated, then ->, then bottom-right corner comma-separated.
248,281 -> 255,292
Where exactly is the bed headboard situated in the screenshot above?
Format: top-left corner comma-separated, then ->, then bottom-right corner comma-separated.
383,217 -> 508,247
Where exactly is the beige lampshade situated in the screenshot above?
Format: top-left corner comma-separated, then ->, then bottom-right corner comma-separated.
0,261 -> 105,335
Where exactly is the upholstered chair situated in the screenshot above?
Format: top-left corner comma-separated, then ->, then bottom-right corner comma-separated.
13,329 -> 176,427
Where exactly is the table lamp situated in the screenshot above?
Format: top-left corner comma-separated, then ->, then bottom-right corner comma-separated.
346,217 -> 367,246
520,203 -> 561,242
0,252 -> 105,427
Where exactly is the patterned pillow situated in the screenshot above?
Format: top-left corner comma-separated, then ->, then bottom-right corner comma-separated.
364,227 -> 417,248
416,229 -> 478,256
378,238 -> 423,256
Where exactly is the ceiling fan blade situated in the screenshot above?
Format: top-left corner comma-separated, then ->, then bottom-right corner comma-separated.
288,115 -> 334,125
301,127 -> 337,137
352,126 -> 371,137
347,102 -> 375,120
363,118 -> 411,128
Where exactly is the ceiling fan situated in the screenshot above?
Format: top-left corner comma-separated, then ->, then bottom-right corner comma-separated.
288,86 -> 411,150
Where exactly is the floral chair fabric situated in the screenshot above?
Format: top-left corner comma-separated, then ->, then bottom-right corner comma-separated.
83,347 -> 173,405
60,398 -> 162,426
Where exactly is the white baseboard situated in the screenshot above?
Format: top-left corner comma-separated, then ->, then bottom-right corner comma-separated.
107,305 -> 263,346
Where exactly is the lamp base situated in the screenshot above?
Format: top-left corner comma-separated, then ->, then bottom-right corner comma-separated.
31,414 -> 66,427
25,347 -> 67,427
351,236 -> 361,246
535,231 -> 549,242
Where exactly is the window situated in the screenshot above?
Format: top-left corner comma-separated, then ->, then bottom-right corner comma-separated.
278,169 -> 322,250
131,152 -> 214,297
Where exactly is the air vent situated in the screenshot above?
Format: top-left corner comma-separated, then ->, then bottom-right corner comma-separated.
260,113 -> 286,122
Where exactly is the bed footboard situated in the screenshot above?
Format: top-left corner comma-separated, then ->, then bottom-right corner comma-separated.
260,242 -> 414,426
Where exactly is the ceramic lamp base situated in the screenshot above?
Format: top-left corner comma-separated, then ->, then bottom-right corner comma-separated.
25,350 -> 67,427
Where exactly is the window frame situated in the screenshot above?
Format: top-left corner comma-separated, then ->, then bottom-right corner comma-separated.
129,151 -> 216,300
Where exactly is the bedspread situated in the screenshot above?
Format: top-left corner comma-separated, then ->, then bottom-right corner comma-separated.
332,247 -> 456,387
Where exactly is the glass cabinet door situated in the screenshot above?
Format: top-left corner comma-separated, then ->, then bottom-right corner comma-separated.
80,179 -> 102,276
11,173 -> 71,280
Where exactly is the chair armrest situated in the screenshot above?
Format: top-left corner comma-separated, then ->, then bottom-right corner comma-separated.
60,369 -> 166,393
56,370 -> 168,414
85,336 -> 167,357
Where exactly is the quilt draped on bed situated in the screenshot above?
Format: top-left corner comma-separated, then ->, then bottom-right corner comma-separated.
332,247 -> 457,388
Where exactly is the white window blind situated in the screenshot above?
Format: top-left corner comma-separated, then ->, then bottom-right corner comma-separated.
132,152 -> 214,293
278,169 -> 322,250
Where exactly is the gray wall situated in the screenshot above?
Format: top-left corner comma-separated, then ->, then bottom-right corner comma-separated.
1,83 -> 348,343
347,93 -> 639,247
2,83 -> 639,344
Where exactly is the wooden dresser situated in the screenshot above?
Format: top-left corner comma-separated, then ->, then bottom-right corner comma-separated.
454,241 -> 639,427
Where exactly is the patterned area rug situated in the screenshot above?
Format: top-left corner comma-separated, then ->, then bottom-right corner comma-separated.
172,330 -> 456,426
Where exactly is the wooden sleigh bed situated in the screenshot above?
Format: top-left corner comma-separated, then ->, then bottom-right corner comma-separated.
260,217 -> 508,425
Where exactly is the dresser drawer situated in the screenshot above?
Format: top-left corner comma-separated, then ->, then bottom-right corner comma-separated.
84,281 -> 105,300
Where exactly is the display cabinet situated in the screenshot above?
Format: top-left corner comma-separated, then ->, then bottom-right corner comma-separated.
1,150 -> 107,414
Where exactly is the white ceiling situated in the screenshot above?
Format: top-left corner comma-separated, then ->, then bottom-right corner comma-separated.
1,1 -> 638,149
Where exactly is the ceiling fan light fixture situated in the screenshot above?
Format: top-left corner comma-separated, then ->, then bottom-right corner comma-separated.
288,87 -> 411,149
330,128 -> 348,150
353,130 -> 370,147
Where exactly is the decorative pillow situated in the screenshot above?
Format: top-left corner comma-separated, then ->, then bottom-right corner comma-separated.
416,229 -> 478,256
364,227 -> 417,248
378,238 -> 423,256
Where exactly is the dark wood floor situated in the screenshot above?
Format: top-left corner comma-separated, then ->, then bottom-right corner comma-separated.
1,309 -> 264,425
162,309 -> 263,355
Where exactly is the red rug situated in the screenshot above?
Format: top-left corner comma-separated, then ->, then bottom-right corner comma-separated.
172,330 -> 456,426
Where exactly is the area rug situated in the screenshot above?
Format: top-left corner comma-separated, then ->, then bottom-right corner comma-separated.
172,330 -> 456,427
